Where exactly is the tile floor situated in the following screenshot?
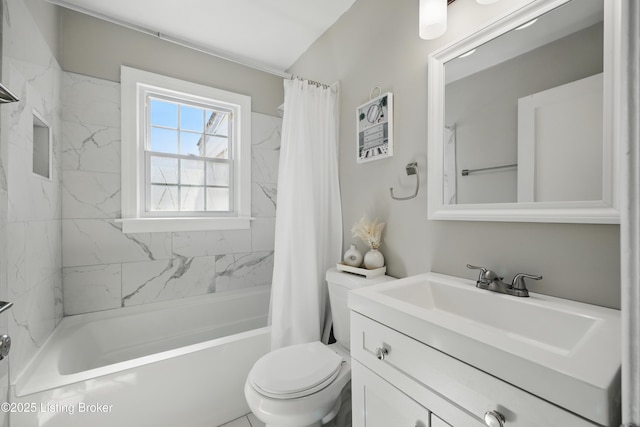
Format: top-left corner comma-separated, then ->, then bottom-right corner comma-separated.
221,409 -> 346,427
219,413 -> 265,427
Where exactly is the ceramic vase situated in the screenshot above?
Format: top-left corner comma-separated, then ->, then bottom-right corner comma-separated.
364,248 -> 385,269
343,244 -> 363,267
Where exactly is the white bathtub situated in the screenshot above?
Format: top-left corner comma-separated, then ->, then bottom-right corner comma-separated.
10,286 -> 271,427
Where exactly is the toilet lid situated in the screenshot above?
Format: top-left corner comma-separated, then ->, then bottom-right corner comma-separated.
249,341 -> 344,399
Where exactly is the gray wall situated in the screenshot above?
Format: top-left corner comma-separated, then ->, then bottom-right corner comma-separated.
288,0 -> 620,309
23,0 -> 60,59
59,9 -> 284,116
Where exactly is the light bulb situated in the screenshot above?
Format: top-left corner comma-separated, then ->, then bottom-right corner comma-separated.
419,0 -> 447,40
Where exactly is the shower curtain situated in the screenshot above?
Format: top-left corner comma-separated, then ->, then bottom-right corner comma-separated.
269,79 -> 343,350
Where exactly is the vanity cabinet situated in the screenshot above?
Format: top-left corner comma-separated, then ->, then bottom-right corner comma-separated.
430,414 -> 451,427
352,360 -> 431,427
350,312 -> 600,427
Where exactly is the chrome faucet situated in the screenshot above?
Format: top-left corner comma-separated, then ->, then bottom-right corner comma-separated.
466,264 -> 542,297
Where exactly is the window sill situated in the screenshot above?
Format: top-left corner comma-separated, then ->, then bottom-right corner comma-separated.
115,217 -> 254,234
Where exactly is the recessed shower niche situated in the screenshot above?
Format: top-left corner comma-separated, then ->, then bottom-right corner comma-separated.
32,111 -> 51,180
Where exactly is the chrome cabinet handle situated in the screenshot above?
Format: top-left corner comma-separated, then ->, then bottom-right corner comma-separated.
484,410 -> 505,427
375,346 -> 389,360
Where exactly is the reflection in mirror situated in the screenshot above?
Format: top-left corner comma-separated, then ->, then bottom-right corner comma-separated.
443,0 -> 603,205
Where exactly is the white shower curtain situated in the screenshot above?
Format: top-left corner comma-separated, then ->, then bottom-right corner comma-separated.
269,79 -> 343,350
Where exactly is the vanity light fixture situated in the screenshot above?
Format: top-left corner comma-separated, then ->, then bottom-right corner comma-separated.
420,0 -> 501,40
419,0 -> 448,40
515,18 -> 538,30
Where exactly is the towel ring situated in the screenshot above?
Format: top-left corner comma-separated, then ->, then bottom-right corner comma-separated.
390,162 -> 419,200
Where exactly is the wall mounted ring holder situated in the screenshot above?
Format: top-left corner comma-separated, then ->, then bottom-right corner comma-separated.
390,162 -> 419,200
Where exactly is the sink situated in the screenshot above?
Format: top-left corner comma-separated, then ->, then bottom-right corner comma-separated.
381,277 -> 598,354
348,272 -> 621,425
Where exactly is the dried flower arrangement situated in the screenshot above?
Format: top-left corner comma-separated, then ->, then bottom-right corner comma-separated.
351,216 -> 385,250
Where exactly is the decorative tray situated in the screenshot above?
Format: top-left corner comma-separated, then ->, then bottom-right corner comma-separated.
336,263 -> 386,278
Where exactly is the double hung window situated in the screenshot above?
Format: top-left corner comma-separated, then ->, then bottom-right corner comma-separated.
146,95 -> 232,214
120,66 -> 251,233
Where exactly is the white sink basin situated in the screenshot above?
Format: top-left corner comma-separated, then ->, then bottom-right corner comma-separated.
381,277 -> 598,354
349,272 -> 621,425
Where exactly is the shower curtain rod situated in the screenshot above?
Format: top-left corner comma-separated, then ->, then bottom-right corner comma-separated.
278,76 -> 336,116
47,0 -> 292,79
289,74 -> 331,89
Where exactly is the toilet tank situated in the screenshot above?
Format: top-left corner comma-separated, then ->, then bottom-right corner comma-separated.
326,267 -> 394,350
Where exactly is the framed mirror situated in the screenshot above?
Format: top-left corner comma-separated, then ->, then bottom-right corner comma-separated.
427,0 -> 620,223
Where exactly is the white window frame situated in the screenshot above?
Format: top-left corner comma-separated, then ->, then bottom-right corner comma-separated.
119,66 -> 252,233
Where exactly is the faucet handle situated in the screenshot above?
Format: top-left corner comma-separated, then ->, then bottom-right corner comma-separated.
467,264 -> 503,282
511,273 -> 543,294
467,264 -> 487,281
467,264 -> 487,273
467,264 -> 503,285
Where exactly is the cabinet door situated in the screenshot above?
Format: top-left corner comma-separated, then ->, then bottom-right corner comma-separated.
352,360 -> 430,427
431,414 -> 451,427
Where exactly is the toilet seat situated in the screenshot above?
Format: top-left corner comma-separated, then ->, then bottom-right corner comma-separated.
249,341 -> 343,399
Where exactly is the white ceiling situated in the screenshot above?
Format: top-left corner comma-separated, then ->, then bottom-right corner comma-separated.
47,0 -> 357,75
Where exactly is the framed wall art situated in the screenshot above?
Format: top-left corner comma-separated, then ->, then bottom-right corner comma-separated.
356,92 -> 393,163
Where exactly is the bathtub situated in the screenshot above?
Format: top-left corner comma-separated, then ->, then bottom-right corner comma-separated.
10,286 -> 271,427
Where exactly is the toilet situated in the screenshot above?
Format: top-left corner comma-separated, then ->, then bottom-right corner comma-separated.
244,267 -> 393,427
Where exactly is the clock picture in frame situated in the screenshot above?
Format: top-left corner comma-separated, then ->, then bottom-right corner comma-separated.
357,92 -> 393,163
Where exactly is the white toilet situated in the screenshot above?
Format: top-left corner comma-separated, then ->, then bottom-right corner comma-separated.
244,267 -> 393,427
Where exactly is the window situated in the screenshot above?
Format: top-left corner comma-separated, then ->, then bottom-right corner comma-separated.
146,96 -> 232,214
120,66 -> 252,233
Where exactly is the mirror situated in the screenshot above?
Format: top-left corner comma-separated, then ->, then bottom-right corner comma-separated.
427,0 -> 619,223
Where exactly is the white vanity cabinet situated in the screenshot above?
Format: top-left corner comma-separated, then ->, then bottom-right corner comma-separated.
430,414 -> 451,427
350,312 -> 600,427
352,361 -> 431,427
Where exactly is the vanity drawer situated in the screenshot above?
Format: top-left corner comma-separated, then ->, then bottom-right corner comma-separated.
350,312 -> 599,427
431,414 -> 452,427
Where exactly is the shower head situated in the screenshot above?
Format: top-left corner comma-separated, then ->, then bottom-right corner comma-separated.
0,83 -> 19,104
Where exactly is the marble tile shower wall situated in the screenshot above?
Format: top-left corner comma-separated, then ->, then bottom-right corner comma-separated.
2,0 -> 64,386
61,72 -> 280,315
